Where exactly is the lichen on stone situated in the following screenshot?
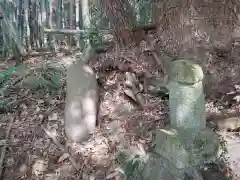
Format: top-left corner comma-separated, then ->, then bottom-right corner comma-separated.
168,60 -> 204,84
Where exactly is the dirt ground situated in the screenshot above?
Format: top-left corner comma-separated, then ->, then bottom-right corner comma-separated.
0,39 -> 239,180
1,1 -> 240,179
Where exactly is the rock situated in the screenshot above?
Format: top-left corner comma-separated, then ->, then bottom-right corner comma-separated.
64,59 -> 99,143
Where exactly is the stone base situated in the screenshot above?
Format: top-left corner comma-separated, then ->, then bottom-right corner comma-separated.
143,125 -> 220,180
143,153 -> 186,180
153,127 -> 191,169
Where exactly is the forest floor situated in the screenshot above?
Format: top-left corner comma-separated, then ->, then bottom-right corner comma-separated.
0,40 -> 240,180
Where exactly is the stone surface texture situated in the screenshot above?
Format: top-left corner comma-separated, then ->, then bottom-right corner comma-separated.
143,60 -> 220,180
64,59 -> 99,143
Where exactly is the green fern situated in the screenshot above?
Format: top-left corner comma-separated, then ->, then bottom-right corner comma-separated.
83,27 -> 103,48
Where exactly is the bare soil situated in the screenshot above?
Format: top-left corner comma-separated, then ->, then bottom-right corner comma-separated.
0,40 -> 239,180
1,1 -> 240,177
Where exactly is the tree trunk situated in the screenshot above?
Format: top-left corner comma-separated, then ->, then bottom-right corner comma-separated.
81,0 -> 91,50
100,0 -> 142,46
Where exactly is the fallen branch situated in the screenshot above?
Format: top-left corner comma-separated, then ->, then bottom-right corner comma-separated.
44,28 -> 111,35
0,116 -> 14,180
42,127 -> 80,171
131,23 -> 157,33
7,51 -> 57,62
44,24 -> 156,38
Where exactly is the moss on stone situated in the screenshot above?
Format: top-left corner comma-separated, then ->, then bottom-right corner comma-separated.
169,60 -> 204,84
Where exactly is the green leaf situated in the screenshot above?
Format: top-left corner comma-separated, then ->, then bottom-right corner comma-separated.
0,102 -> 10,112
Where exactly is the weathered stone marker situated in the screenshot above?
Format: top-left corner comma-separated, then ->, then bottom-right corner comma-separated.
143,60 -> 220,180
64,55 -> 99,143
168,60 -> 206,132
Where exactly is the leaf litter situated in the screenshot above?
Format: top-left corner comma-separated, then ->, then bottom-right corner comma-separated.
0,43 -> 240,180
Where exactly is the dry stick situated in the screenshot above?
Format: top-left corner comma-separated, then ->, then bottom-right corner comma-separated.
41,127 -> 80,171
125,73 -> 145,109
132,84 -> 145,109
7,51 -> 57,61
0,116 -> 14,180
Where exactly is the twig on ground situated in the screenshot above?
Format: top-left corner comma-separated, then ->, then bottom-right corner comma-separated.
0,116 -> 14,180
0,140 -> 30,147
42,127 -> 80,171
125,72 -> 145,109
143,72 -> 149,94
131,84 -> 145,109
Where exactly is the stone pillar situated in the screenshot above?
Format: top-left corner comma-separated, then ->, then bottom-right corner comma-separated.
64,60 -> 99,143
143,60 -> 220,180
168,60 -> 206,134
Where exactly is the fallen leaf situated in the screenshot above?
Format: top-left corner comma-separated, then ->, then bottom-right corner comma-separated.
124,89 -> 137,102
32,158 -> 49,177
57,153 -> 69,163
35,107 -> 41,113
233,95 -> 240,102
0,139 -> 6,146
234,84 -> 240,91
19,164 -> 28,173
48,112 -> 58,121
105,171 -> 120,179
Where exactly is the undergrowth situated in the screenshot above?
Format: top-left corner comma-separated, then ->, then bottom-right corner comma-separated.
0,63 -> 66,112
116,136 -> 232,180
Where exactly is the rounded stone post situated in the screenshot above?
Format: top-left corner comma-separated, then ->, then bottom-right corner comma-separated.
168,60 -> 206,132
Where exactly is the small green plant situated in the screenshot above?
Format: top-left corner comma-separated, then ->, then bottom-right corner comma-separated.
83,27 -> 103,48
0,63 -> 66,112
0,66 -> 22,87
116,150 -> 148,180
